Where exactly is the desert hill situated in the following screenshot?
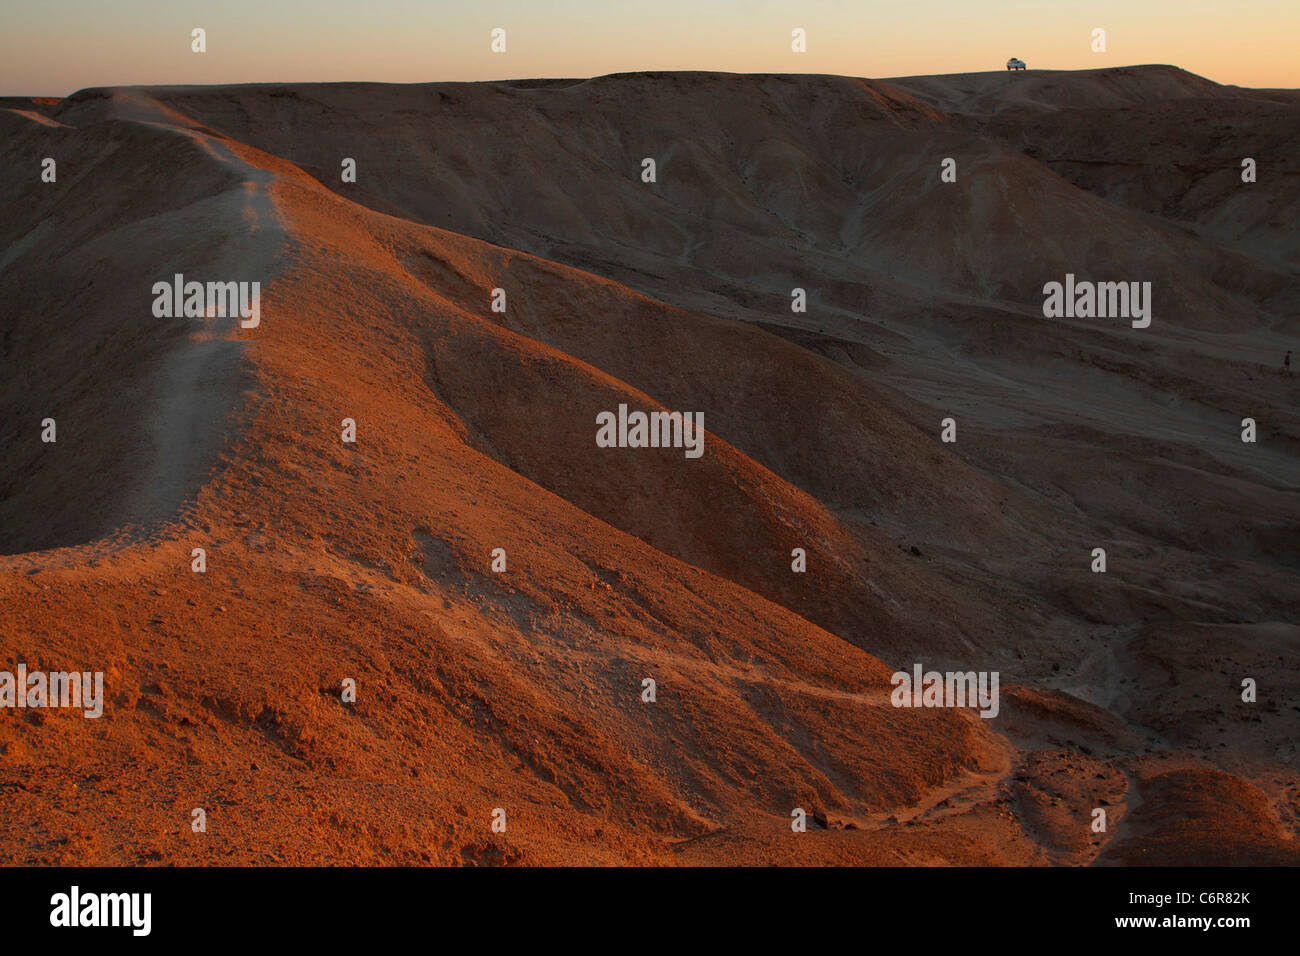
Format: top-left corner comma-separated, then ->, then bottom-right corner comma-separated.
0,67 -> 1296,865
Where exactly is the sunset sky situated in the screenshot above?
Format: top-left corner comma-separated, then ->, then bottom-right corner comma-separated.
2,0 -> 1296,96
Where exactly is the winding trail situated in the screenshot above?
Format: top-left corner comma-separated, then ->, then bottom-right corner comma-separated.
108,90 -> 289,535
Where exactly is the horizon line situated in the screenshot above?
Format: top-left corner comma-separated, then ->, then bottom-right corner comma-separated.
5,63 -> 1293,100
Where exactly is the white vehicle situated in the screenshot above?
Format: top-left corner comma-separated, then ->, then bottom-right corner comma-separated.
1006,57 -> 1027,71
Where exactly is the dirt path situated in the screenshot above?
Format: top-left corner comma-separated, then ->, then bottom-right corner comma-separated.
108,90 -> 288,535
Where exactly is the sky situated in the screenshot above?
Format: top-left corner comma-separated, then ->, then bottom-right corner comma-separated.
1,0 -> 1296,96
